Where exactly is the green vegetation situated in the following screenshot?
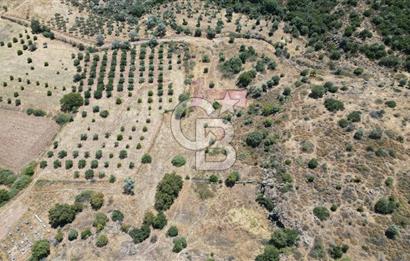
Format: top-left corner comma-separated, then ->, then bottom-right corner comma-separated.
96,234 -> 108,247
374,197 -> 399,215
313,206 -> 330,221
324,98 -> 344,112
30,240 -> 50,261
171,155 -> 186,167
225,171 -> 240,187
48,203 -> 81,228
172,237 -> 187,253
60,93 -> 84,112
167,226 -> 179,237
154,172 -> 183,211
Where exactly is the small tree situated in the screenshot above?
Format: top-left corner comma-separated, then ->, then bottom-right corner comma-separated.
60,93 -> 84,112
167,226 -> 179,237
172,237 -> 187,253
96,34 -> 105,47
171,155 -> 186,167
123,177 -> 135,195
30,240 -> 50,260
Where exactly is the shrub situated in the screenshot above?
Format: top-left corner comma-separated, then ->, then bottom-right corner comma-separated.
324,98 -> 344,112
90,192 -> 104,210
313,206 -> 330,221
60,93 -> 84,112
172,237 -> 187,253
246,131 -> 264,147
129,224 -> 151,244
255,246 -> 280,261
307,159 -> 318,169
385,100 -> 396,108
353,67 -> 364,75
111,210 -> 124,222
152,212 -> 167,229
225,171 -> 240,187
0,169 -> 17,186
347,111 -> 361,122
48,204 -> 78,228
100,110 -> 109,118
141,153 -> 152,164
236,70 -> 256,87
167,226 -> 179,237
328,244 -> 349,259
309,85 -> 326,99
55,113 -> 73,125
171,155 -> 186,167
374,197 -> 399,214
385,225 -> 400,240
55,229 -> 63,243
93,212 -> 108,232
81,229 -> 92,240
85,169 -> 94,180
123,177 -> 135,195
368,128 -> 383,140
96,234 -> 108,247
154,173 -> 183,211
30,240 -> 50,260
0,189 -> 10,205
209,175 -> 219,183
220,57 -> 243,75
68,229 -> 78,241
269,228 -> 299,249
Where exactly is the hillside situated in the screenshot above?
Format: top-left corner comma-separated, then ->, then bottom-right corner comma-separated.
0,1 -> 409,261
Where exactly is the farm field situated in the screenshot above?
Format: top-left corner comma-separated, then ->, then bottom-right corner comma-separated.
0,0 -> 409,261
0,109 -> 58,171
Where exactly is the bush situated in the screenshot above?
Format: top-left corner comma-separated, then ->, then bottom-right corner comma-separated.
30,240 -> 50,260
123,177 -> 135,195
60,93 -> 84,112
90,192 -> 104,210
385,225 -> 400,240
220,57 -> 243,75
324,98 -> 344,112
48,204 -> 79,228
93,212 -> 108,232
100,110 -> 109,118
347,111 -> 361,122
313,206 -> 330,221
374,197 -> 399,214
154,173 -> 183,211
129,224 -> 151,244
309,85 -> 326,99
111,210 -> 124,222
0,189 -> 10,205
307,159 -> 318,169
385,100 -> 396,108
0,169 -> 16,186
255,246 -> 280,261
225,171 -> 240,187
328,244 -> 348,259
81,229 -> 92,240
96,234 -> 108,247
236,70 -> 256,87
246,131 -> 264,147
55,229 -> 63,243
141,153 -> 152,164
167,226 -> 179,237
269,228 -> 299,249
54,113 -> 73,125
68,229 -> 78,241
171,155 -> 186,167
152,212 -> 167,229
172,237 -> 187,253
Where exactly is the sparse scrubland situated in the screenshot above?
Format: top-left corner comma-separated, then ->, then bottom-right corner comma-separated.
0,0 -> 409,260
